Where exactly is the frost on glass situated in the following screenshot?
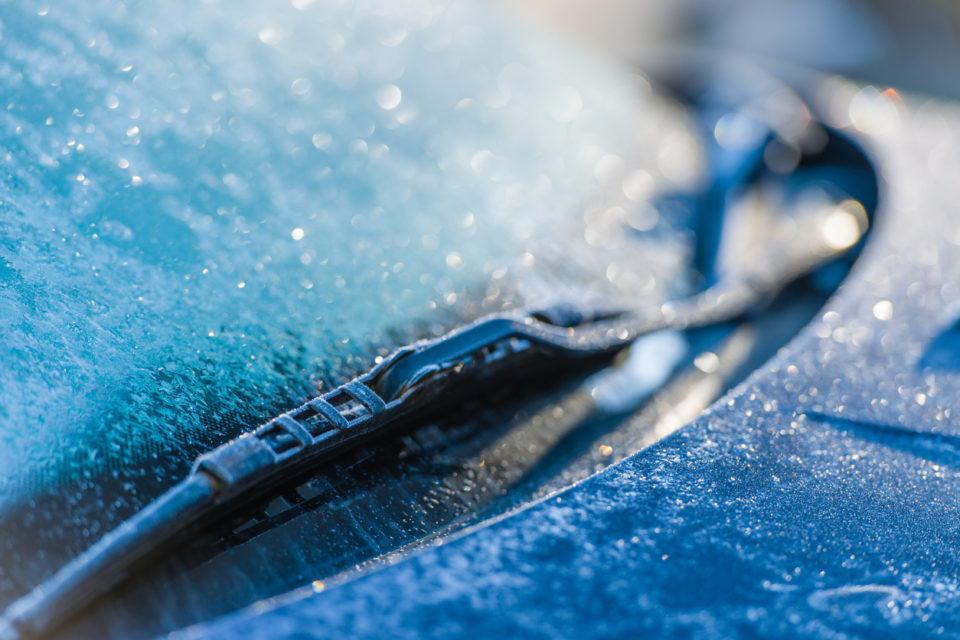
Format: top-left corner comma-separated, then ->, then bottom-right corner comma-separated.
0,0 -> 695,544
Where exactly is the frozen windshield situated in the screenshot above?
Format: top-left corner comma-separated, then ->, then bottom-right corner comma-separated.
0,0 -> 698,598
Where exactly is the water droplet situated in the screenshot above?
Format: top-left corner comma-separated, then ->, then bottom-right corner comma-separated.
822,202 -> 866,250
872,300 -> 893,321
445,253 -> 463,269
622,170 -> 653,202
376,84 -> 402,110
257,27 -> 283,46
291,78 -> 311,96
311,132 -> 332,150
694,352 -> 720,374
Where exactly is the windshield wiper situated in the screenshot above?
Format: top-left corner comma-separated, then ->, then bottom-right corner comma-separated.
0,69 -> 878,640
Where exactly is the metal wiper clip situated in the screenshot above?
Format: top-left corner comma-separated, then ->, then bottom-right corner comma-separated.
194,307 -> 643,511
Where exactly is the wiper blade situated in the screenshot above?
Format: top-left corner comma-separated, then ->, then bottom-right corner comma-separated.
0,264 -> 849,640
0,75 -> 878,640
0,307 -> 652,640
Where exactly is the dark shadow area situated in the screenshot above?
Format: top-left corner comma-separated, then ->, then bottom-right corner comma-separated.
807,410 -> 960,469
919,317 -> 960,372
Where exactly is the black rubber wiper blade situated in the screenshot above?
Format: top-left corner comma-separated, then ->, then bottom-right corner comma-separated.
0,307 -> 651,640
0,225 -> 867,639
0,86 -> 879,639
0,271 -> 839,639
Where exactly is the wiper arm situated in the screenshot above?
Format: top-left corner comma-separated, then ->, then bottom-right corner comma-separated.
0,78 -> 878,640
0,254 -> 858,640
0,308 -> 652,640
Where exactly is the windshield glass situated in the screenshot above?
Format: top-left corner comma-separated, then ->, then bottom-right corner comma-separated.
0,0 -> 699,603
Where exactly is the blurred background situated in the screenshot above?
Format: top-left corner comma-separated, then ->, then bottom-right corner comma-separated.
503,0 -> 960,99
